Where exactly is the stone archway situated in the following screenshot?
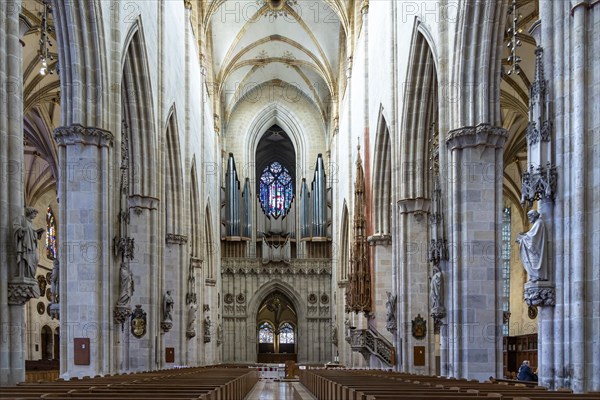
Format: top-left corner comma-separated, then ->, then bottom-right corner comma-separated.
256,291 -> 298,363
41,325 -> 53,361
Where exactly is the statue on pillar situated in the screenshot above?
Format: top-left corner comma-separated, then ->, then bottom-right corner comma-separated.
161,290 -> 174,332
50,259 -> 59,303
385,291 -> 397,333
203,315 -> 212,343
13,207 -> 44,279
516,210 -> 548,283
186,303 -> 197,339
430,266 -> 444,312
216,323 -> 223,346
116,262 -> 134,306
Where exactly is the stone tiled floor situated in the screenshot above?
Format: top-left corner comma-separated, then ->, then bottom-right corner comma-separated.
244,380 -> 317,400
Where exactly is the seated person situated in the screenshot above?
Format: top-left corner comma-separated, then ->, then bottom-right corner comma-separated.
517,360 -> 538,382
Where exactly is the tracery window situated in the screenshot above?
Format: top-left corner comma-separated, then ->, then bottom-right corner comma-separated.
259,161 -> 293,218
46,206 -> 57,260
258,322 -> 274,343
279,322 -> 295,344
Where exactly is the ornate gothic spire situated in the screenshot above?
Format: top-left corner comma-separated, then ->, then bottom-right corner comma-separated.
346,143 -> 371,313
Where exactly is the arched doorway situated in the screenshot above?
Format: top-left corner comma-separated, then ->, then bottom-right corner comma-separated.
40,325 -> 53,360
53,327 -> 60,360
257,291 -> 297,363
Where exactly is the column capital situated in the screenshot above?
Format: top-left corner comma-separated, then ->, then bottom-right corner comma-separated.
446,123 -> 507,150
54,124 -> 114,147
7,278 -> 40,305
397,198 -> 431,221
524,281 -> 556,306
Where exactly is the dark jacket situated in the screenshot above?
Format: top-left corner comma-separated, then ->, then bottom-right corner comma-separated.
517,364 -> 538,381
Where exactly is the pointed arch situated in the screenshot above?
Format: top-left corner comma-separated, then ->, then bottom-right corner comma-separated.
247,279 -> 306,325
372,108 -> 392,237
53,1 -> 108,127
190,157 -> 201,257
399,30 -> 438,201
165,105 -> 183,235
121,20 -> 157,197
204,201 -> 215,280
450,1 -> 508,128
339,201 -> 349,282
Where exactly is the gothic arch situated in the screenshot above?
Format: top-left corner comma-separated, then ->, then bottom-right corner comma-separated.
190,157 -> 201,257
338,201 -> 349,282
165,105 -> 183,235
247,279 -> 306,324
121,20 -> 157,197
53,1 -> 108,128
204,201 -> 215,280
372,109 -> 392,237
244,100 -> 309,174
246,279 -> 307,361
450,1 -> 508,128
399,31 -> 438,200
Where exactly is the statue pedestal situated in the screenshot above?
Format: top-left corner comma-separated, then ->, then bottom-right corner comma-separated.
8,277 -> 40,305
524,281 -> 555,306
113,305 -> 132,325
161,321 -> 173,332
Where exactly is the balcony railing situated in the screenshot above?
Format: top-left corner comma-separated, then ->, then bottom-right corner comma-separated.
346,327 -> 395,366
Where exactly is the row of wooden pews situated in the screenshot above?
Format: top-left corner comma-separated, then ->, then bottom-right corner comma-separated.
0,366 -> 258,400
299,368 -> 600,400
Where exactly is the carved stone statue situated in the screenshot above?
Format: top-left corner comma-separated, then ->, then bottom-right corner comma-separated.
216,323 -> 223,346
203,316 -> 212,343
186,303 -> 197,331
430,266 -> 444,311
50,259 -> 60,303
344,316 -> 351,339
163,290 -> 174,322
117,262 -> 134,306
385,291 -> 396,322
516,210 -> 547,283
13,207 -> 44,279
331,325 -> 338,346
204,316 -> 211,335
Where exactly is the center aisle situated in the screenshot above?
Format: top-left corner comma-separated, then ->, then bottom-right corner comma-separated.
243,380 -> 317,400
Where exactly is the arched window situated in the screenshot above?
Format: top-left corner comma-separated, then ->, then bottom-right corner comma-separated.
279,322 -> 295,344
46,206 -> 57,260
258,322 -> 274,343
259,162 -> 293,219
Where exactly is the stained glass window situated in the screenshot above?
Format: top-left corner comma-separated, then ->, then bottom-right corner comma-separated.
501,207 -> 511,336
258,322 -> 274,343
46,206 -> 57,260
259,162 -> 293,219
279,322 -> 295,344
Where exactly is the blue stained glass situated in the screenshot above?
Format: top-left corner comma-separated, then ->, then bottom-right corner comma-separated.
259,162 -> 293,218
46,206 -> 57,260
279,322 -> 295,344
259,322 -> 274,343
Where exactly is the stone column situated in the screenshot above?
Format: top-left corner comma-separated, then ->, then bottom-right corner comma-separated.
54,125 -> 114,378
127,195 -> 159,371
1,0 -> 29,386
444,124 -> 506,381
396,200 -> 430,374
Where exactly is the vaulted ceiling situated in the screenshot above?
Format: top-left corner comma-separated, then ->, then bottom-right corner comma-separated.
202,0 -> 350,127
20,0 -> 60,206
500,0 -> 539,223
